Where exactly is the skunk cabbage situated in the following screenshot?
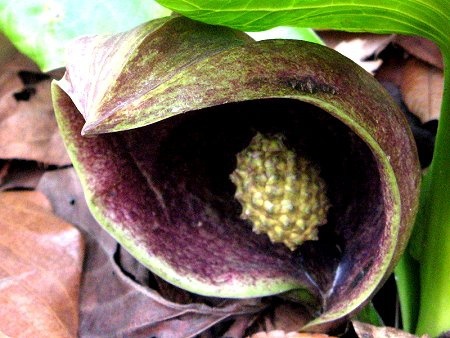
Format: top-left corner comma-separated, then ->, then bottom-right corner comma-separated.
52,16 -> 420,331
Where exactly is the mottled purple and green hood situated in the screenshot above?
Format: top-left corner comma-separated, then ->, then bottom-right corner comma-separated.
52,16 -> 421,331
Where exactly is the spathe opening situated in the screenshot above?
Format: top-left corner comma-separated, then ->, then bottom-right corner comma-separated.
118,98 -> 385,310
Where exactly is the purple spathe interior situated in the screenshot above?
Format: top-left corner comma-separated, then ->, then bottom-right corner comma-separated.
60,93 -> 387,312
115,99 -> 385,303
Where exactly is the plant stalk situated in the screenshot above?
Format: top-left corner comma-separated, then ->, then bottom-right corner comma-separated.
414,51 -> 450,337
395,251 -> 420,332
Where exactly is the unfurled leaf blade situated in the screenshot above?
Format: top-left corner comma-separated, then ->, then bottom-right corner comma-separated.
155,0 -> 448,49
0,0 -> 171,71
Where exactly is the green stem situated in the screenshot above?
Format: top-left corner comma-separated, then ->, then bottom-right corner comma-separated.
356,302 -> 384,326
414,52 -> 450,336
395,251 -> 420,332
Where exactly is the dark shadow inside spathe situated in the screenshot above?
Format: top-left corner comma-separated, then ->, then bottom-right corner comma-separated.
119,98 -> 385,309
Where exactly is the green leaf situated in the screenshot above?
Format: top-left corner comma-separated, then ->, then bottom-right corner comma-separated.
355,302 -> 384,327
394,252 -> 420,332
0,0 -> 171,71
155,0 -> 448,49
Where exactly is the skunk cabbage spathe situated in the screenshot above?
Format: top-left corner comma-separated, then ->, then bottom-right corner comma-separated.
52,16 -> 421,331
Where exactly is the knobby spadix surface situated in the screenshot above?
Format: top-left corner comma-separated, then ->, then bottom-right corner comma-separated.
52,16 -> 420,331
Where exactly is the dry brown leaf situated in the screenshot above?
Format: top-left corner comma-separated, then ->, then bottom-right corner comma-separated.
0,189 -> 53,211
0,51 -> 70,165
319,31 -> 394,73
0,34 -> 17,66
246,297 -> 315,337
37,168 -> 265,338
249,331 -> 334,338
0,163 -> 47,191
352,321 -> 429,338
0,160 -> 10,184
401,57 -> 443,123
0,190 -> 84,338
394,36 -> 443,70
274,303 -> 313,332
374,51 -> 406,88
221,315 -> 258,337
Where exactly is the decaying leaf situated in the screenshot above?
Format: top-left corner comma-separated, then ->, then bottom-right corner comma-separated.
394,36 -> 443,70
352,321 -> 429,338
319,31 -> 394,73
0,50 -> 70,165
0,33 -> 16,66
0,160 -> 49,191
248,301 -> 312,335
249,331 -> 334,338
400,58 -> 443,123
221,315 -> 258,337
322,32 -> 443,126
37,168 -> 266,337
0,191 -> 84,338
0,160 -> 9,185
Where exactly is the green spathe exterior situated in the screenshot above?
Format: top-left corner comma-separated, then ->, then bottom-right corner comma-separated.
52,16 -> 421,331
